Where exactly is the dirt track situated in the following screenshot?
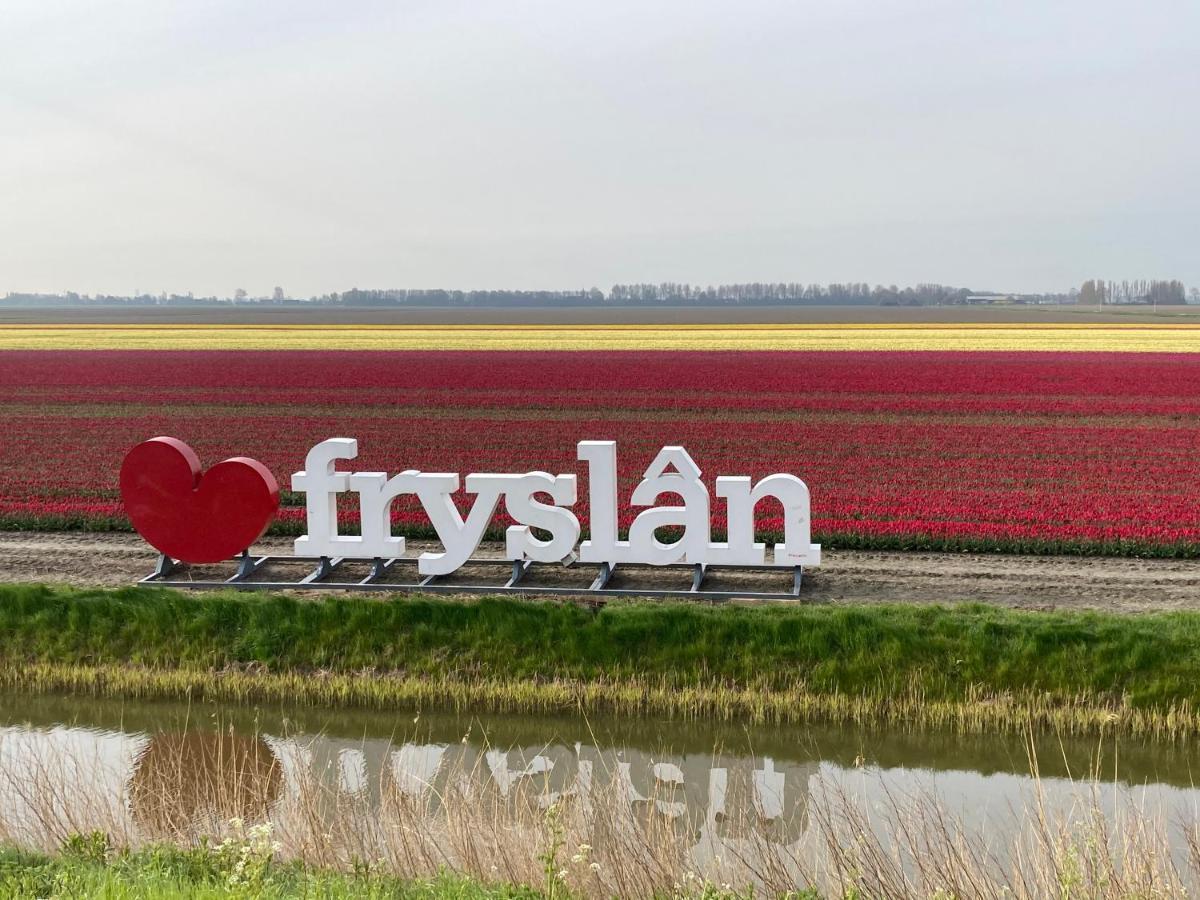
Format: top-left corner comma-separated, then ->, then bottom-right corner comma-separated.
3,532 -> 1198,614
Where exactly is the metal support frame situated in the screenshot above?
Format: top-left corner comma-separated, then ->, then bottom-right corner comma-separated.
153,554 -> 177,579
362,557 -> 395,585
227,550 -> 269,583
300,556 -> 341,584
139,554 -> 806,602
589,562 -> 614,592
505,559 -> 530,588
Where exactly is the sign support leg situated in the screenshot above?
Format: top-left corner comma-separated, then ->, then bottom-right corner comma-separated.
152,554 -> 176,579
589,562 -> 614,591
506,559 -> 529,588
360,557 -> 394,585
227,550 -> 268,583
300,556 -> 341,584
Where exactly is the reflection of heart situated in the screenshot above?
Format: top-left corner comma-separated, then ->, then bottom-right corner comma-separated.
119,437 -> 279,564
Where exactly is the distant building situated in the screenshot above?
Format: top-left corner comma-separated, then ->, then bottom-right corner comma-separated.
964,294 -> 1014,304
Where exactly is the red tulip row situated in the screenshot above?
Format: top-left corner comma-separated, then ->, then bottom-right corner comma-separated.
2,350 -> 1198,555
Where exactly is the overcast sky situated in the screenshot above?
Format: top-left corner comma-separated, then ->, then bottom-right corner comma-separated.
1,0 -> 1197,297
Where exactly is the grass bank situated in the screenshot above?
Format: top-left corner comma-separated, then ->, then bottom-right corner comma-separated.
3,583 -> 1200,735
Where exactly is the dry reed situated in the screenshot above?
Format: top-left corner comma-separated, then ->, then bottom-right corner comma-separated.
2,661 -> 1199,740
3,725 -> 1200,898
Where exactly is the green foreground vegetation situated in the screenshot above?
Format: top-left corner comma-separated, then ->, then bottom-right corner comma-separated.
0,839 -> 541,900
3,583 -> 1200,735
0,833 -> 774,900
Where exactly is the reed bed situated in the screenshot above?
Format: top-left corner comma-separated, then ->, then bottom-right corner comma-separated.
3,727 -> 1200,898
4,661 -> 1200,740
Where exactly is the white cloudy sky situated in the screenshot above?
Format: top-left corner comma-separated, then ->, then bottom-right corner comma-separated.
1,0 -> 1196,296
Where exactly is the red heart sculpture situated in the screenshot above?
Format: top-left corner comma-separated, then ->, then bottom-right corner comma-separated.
120,437 -> 280,564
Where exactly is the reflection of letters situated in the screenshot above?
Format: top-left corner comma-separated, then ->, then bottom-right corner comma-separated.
5,724 -> 815,859
257,733 -> 814,846
389,745 -> 447,798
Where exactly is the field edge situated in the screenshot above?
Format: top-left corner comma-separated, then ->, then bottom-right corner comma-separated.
3,514 -> 1196,560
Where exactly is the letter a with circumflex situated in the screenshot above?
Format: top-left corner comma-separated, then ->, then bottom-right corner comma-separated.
626,445 -> 711,565
578,440 -> 712,566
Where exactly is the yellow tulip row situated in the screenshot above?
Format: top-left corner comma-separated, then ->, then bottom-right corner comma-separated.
4,322 -> 1200,351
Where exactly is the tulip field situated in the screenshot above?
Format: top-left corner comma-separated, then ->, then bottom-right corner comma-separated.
2,348 -> 1199,555
2,322 -> 1200,351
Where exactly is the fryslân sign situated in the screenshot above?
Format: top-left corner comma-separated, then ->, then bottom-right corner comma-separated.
121,436 -> 820,600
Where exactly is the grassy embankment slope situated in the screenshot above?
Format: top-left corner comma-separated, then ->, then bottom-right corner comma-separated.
4,583 -> 1200,737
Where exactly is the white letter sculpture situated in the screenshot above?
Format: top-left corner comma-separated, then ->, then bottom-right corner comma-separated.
292,438 -> 820,576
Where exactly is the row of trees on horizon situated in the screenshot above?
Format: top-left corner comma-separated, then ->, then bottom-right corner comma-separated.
1076,279 -> 1187,306
3,280 -> 1196,307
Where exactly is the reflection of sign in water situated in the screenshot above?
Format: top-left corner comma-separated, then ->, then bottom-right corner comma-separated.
129,732 -> 282,836
16,722 -> 1194,883
0,724 -> 814,854
268,736 -> 815,847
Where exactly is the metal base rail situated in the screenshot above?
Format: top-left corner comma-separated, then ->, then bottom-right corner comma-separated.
141,553 -> 806,602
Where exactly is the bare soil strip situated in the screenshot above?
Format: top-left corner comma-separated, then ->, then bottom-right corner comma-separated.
4,531 -> 1197,613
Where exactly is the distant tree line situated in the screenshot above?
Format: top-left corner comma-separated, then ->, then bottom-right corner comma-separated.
337,288 -> 605,307
336,282 -> 1067,307
0,291 -> 302,307
608,282 -> 976,306
4,280 -> 1195,308
1077,279 -> 1187,306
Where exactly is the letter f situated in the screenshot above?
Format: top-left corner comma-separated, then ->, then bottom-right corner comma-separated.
292,438 -> 358,557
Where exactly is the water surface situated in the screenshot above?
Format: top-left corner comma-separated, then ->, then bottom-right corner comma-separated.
3,692 -> 1199,886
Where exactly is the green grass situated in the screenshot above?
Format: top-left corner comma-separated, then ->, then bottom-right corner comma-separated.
0,839 -> 546,899
4,583 -> 1200,732
0,834 -> 778,900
